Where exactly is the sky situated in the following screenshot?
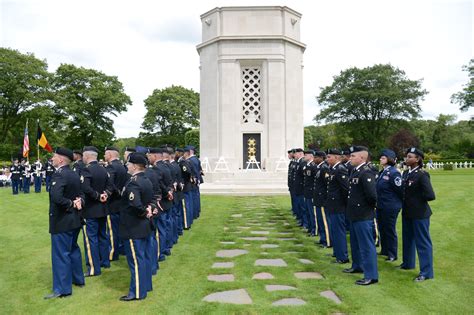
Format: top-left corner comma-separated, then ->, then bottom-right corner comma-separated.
1,0 -> 472,138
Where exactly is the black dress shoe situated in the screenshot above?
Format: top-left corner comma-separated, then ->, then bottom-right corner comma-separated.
44,292 -> 70,299
73,283 -> 85,287
343,268 -> 363,273
385,257 -> 397,262
333,259 -> 350,264
396,264 -> 413,270
120,295 -> 139,302
414,275 -> 430,282
355,278 -> 378,285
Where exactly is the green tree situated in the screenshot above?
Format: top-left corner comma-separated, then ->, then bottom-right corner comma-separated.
315,64 -> 428,150
451,59 -> 474,112
52,64 -> 131,150
185,129 -> 200,152
0,48 -> 51,160
140,85 -> 199,146
303,127 -> 313,149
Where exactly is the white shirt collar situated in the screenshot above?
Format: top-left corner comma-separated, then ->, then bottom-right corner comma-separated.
355,162 -> 366,171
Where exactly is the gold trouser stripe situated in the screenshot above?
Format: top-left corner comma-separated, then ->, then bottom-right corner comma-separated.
129,239 -> 139,298
313,206 -> 318,235
83,221 -> 95,276
107,215 -> 114,261
156,228 -> 160,259
182,199 -> 188,229
373,217 -> 379,245
321,207 -> 330,247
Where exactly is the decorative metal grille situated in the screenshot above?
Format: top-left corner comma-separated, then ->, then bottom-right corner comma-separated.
242,68 -> 261,123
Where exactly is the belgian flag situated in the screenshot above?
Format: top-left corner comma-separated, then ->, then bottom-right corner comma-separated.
37,122 -> 53,153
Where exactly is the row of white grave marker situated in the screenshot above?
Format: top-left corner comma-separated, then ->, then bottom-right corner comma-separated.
200,157 -> 474,173
200,157 -> 290,173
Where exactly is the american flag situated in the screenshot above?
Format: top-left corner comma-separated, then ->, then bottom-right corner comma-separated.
22,121 -> 29,158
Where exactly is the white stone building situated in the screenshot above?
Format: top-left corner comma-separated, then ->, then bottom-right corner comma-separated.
196,6 -> 305,193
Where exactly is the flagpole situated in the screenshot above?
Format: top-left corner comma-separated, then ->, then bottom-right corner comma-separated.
37,119 -> 40,161
25,118 -> 29,163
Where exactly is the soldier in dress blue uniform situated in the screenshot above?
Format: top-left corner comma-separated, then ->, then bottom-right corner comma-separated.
325,148 -> 350,264
292,148 -> 306,227
185,146 -> 203,220
168,147 -> 183,246
153,148 -> 174,261
44,147 -> 85,299
343,146 -> 379,285
22,161 -> 31,193
72,150 -> 85,175
177,148 -> 195,232
45,159 -> 55,192
80,146 -> 113,276
145,148 -> 164,275
400,147 -> 435,282
376,149 -> 403,262
32,159 -> 43,193
104,146 -> 128,262
9,159 -> 21,195
303,150 -> 316,236
287,149 -> 296,216
119,152 -> 154,301
312,151 -> 331,248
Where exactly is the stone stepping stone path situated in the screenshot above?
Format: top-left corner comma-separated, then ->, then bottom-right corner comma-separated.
241,237 -> 268,241
255,259 -> 287,267
250,230 -> 270,235
272,298 -> 307,306
212,262 -> 234,269
216,249 -> 249,258
205,201 -> 343,310
203,289 -> 252,305
294,272 -> 323,279
252,272 -> 274,280
207,274 -> 235,282
265,285 -> 297,292
320,290 -> 342,304
261,244 -> 279,249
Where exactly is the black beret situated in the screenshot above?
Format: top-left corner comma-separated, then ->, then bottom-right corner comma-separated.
55,147 -> 74,161
406,147 -> 424,159
176,148 -> 184,153
380,149 -> 396,160
349,146 -> 369,153
83,146 -> 98,153
184,145 -> 195,152
148,147 -> 162,154
326,148 -> 343,155
294,148 -> 303,153
105,146 -> 120,152
73,149 -> 82,156
127,152 -> 148,166
287,150 -> 293,154
342,148 -> 351,155
124,146 -> 136,152
304,150 -> 314,155
314,151 -> 327,158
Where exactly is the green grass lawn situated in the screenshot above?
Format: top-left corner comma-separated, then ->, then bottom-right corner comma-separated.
1,169 -> 473,314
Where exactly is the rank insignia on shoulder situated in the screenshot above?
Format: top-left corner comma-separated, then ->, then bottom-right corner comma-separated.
80,175 -> 84,183
129,192 -> 134,200
394,177 -> 402,186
